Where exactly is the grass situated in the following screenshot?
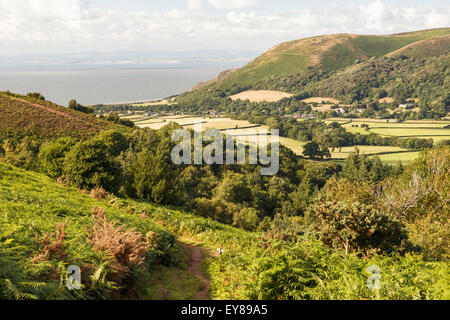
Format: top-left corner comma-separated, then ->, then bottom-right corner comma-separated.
331,146 -> 408,159
369,128 -> 450,137
142,265 -> 204,300
0,161 -> 181,299
279,137 -> 307,155
373,151 -> 421,165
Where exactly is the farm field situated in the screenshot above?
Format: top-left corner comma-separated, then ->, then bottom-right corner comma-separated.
131,98 -> 177,107
302,97 -> 341,104
124,114 -> 426,163
330,146 -> 409,159
373,151 -> 421,165
369,128 -> 450,137
229,90 -> 293,102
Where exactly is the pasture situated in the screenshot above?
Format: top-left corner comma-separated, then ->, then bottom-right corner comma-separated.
123,114 -> 448,163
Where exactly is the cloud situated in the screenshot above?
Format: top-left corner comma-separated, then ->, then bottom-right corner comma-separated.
186,0 -> 203,11
207,0 -> 259,11
0,0 -> 448,54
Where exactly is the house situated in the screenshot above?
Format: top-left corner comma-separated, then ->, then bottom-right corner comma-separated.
335,108 -> 347,114
399,103 -> 413,109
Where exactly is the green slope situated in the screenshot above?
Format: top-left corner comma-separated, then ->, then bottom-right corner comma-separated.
193,28 -> 450,93
0,161 -> 183,299
0,160 -> 258,300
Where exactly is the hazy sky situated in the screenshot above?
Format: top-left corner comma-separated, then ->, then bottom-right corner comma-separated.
0,0 -> 449,55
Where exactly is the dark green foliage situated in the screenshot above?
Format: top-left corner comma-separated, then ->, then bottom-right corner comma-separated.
302,142 -> 321,159
95,130 -> 129,157
341,150 -> 402,182
306,201 -> 410,255
27,92 -> 45,100
39,137 -> 77,178
104,113 -> 135,128
63,139 -> 123,193
68,99 -> 94,114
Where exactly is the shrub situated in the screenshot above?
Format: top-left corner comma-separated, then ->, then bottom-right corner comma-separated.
95,130 -> 129,157
87,214 -> 150,284
63,139 -> 123,193
31,223 -> 67,263
306,201 -> 410,255
233,208 -> 259,231
38,137 -> 77,179
90,187 -> 110,201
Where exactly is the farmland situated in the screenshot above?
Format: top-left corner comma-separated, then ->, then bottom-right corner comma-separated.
229,90 -> 293,102
120,113 -> 444,163
324,118 -> 450,142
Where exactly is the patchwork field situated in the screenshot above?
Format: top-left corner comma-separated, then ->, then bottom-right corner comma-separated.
123,114 -> 434,163
330,119 -> 450,141
374,151 -> 421,165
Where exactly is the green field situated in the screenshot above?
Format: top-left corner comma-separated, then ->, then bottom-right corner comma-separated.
123,114 -> 448,164
331,146 -> 409,159
373,151 -> 421,165
369,128 -> 450,137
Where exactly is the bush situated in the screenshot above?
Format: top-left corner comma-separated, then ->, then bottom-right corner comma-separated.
63,139 -> 123,193
306,201 -> 410,255
233,208 -> 259,231
95,130 -> 129,157
87,214 -> 150,285
38,137 -> 77,178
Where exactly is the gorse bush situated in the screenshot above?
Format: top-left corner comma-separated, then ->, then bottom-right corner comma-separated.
306,201 -> 410,256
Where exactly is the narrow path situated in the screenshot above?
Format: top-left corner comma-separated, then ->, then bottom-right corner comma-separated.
177,241 -> 215,300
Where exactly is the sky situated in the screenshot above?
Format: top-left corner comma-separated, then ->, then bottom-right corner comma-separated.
0,0 -> 449,56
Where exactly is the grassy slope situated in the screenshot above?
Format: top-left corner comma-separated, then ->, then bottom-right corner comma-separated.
0,161 -> 177,298
1,159 -> 448,300
0,160 -> 257,299
213,28 -> 450,88
0,92 -> 118,141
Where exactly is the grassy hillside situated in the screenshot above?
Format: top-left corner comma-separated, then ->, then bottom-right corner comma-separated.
204,28 -> 450,91
0,160 -> 184,299
2,156 -> 448,301
0,92 -> 117,141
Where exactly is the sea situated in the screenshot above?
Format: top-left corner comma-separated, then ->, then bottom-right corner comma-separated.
0,51 -> 257,106
0,67 -> 230,106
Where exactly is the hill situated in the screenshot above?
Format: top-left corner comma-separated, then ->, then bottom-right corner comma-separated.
1,148 -> 449,300
205,28 -> 450,90
0,92 -> 116,141
177,28 -> 450,107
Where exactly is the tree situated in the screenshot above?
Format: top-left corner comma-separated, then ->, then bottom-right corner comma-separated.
302,142 -> 321,159
128,147 -> 179,204
68,99 -> 94,114
95,130 -> 129,157
233,208 -> 259,231
38,137 -> 76,178
63,139 -> 123,193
